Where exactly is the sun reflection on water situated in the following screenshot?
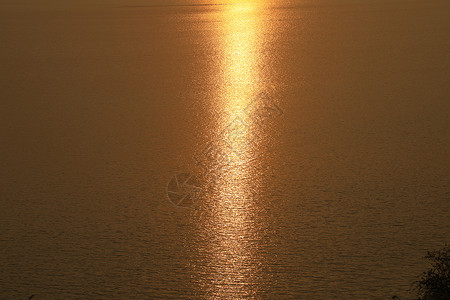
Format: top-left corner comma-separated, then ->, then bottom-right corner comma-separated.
194,1 -> 269,298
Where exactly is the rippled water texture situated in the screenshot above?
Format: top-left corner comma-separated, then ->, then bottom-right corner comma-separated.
1,0 -> 449,299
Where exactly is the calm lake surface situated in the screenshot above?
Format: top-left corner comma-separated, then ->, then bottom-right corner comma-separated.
1,0 -> 449,298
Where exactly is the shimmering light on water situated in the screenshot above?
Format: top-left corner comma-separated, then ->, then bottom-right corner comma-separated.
1,0 -> 449,299
192,2 -> 268,298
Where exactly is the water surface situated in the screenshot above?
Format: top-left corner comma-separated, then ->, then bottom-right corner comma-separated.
1,0 -> 449,298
